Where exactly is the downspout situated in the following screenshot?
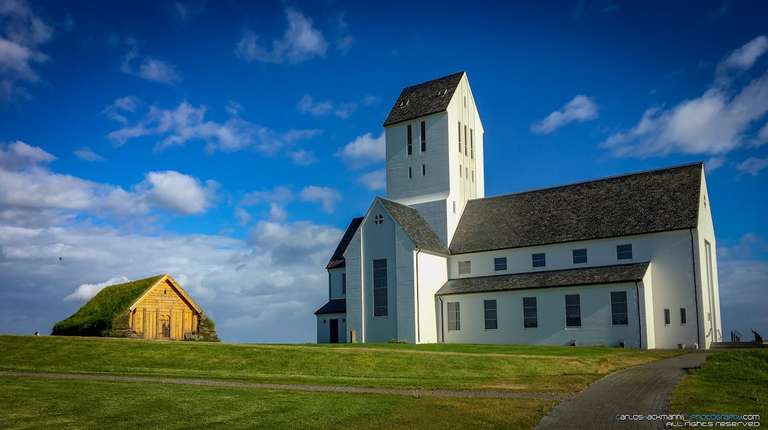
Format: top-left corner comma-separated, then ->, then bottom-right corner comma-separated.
689,229 -> 702,348
634,281 -> 642,349
415,249 -> 421,344
439,296 -> 445,343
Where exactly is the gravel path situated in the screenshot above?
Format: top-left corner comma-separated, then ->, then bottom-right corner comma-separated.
536,352 -> 709,430
0,370 -> 569,400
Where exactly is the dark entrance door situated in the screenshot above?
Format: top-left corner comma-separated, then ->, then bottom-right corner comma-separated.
329,319 -> 339,343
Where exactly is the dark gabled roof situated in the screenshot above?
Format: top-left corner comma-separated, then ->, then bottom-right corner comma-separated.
378,198 -> 448,254
436,262 -> 650,296
314,299 -> 347,315
450,163 -> 703,254
52,275 -> 164,336
383,71 -> 465,127
326,217 -> 364,270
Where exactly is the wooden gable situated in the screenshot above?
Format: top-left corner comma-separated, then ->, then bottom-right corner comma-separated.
128,274 -> 202,340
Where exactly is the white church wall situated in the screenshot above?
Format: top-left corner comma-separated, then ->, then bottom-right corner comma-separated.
440,282 -> 642,347
343,229 -> 362,342
395,227 -> 416,342
639,267 -> 655,349
363,200 -> 399,342
327,267 -> 346,300
415,251 -> 448,343
693,171 -> 722,348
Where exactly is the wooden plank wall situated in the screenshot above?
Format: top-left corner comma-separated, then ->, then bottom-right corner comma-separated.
129,279 -> 199,340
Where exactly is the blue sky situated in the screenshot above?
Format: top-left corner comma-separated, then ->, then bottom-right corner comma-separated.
0,0 -> 767,342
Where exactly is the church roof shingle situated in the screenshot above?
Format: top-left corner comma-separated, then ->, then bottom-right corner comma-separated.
378,197 -> 448,255
449,163 -> 703,254
326,217 -> 364,270
383,71 -> 465,127
436,262 -> 650,295
314,298 -> 347,315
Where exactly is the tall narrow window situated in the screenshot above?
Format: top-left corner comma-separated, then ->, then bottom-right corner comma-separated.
680,308 -> 687,325
459,164 -> 462,177
617,244 -> 633,260
458,122 -> 462,152
407,124 -> 412,155
494,257 -> 507,271
470,129 -> 474,159
373,259 -> 387,316
447,302 -> 460,331
611,291 -> 628,325
532,253 -> 546,268
421,164 -> 426,176
484,300 -> 497,330
704,240 -> 716,335
565,294 -> 581,327
572,249 -> 587,264
420,121 -> 426,152
523,297 -> 537,328
408,167 -> 412,179
664,308 -> 670,325
342,273 -> 346,295
458,261 -> 471,275
464,125 -> 468,155
452,200 -> 456,213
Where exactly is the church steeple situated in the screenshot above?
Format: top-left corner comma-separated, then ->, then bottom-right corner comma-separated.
383,72 -> 484,246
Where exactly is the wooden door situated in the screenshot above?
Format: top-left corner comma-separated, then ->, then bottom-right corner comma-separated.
159,314 -> 171,339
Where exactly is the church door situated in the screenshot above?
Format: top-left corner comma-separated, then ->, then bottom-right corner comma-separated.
329,319 -> 339,343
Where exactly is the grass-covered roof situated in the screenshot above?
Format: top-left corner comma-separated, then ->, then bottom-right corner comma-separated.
52,275 -> 164,337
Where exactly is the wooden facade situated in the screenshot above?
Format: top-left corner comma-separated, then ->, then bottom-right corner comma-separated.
128,275 -> 202,340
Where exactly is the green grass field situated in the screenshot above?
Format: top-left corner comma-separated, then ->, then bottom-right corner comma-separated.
670,349 -> 768,416
0,335 -> 682,429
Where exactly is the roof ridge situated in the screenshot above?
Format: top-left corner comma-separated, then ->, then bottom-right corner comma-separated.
400,71 -> 465,91
472,161 -> 703,202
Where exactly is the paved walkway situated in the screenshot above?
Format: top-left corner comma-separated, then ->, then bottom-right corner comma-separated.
0,370 -> 568,401
536,352 -> 709,430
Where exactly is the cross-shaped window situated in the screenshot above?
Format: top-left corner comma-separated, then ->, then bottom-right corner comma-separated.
374,214 -> 384,224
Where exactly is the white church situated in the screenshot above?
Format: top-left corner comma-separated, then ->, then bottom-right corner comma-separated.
314,72 -> 722,349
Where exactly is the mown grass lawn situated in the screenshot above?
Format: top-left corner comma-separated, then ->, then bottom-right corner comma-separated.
670,349 -> 768,416
0,376 -> 554,430
0,335 -> 680,393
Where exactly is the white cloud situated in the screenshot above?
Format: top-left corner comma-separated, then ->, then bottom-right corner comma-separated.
235,8 -> 327,64
0,0 -> 52,101
0,139 -> 55,169
74,147 -> 105,162
705,156 -> 725,172
239,186 -> 293,221
531,95 -> 598,134
120,44 -> 180,85
333,12 -> 353,55
716,233 -> 768,336
286,149 -> 315,165
107,100 -> 321,156
717,35 -> 768,77
359,169 -> 386,191
64,276 -> 128,302
736,156 -> 768,176
141,170 -> 217,215
604,36 -> 768,158
336,132 -> 385,169
249,220 -> 340,265
297,94 -> 377,119
103,95 -> 139,124
299,185 -> 341,213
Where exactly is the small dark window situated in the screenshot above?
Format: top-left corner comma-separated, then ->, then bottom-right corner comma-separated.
617,244 -> 633,260
447,302 -> 460,331
373,259 -> 388,316
407,124 -> 412,155
664,308 -> 670,325
342,273 -> 346,295
421,164 -> 426,176
452,200 -> 456,213
408,167 -> 412,179
494,257 -> 507,271
680,308 -> 686,325
532,253 -> 546,268
470,129 -> 474,159
374,214 -> 384,224
573,249 -> 587,264
420,121 -> 426,152
523,297 -> 537,328
611,291 -> 628,325
458,261 -> 471,275
484,300 -> 497,330
459,164 -> 462,177
458,121 -> 462,151
565,294 -> 581,327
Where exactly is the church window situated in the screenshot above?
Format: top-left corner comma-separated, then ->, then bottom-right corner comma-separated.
532,253 -> 546,268
407,124 -> 412,155
664,308 -> 670,325
422,164 -> 426,176
680,308 -> 687,325
484,300 -> 497,330
453,201 -> 456,213
470,129 -> 474,159
611,291 -> 628,325
523,297 -> 537,328
420,121 -> 426,152
458,121 -> 462,152
342,273 -> 346,295
464,125 -> 468,155
565,294 -> 581,327
572,249 -> 587,264
459,164 -> 462,177
494,257 -> 507,271
447,302 -> 460,331
373,214 -> 384,225
373,259 -> 388,316
617,244 -> 633,260
458,261 -> 471,275
408,167 -> 412,179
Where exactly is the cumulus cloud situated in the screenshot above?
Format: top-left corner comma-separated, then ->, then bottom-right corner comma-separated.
65,276 -> 128,302
0,139 -> 55,169
74,147 -> 105,162
299,185 -> 341,213
121,44 -> 180,85
249,220 -> 340,265
141,170 -> 217,215
103,95 -> 140,124
531,95 -> 598,134
336,132 -> 385,169
717,35 -> 768,78
0,0 -> 52,101
297,94 -> 377,119
359,169 -> 386,191
235,8 -> 327,64
107,100 -> 321,157
604,35 -> 768,158
239,186 -> 293,221
736,156 -> 768,176
286,149 -> 315,166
